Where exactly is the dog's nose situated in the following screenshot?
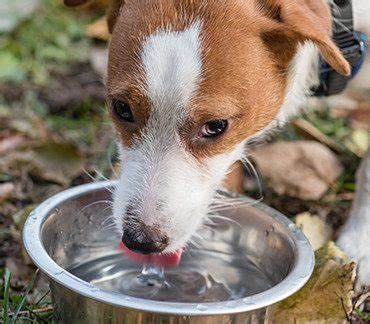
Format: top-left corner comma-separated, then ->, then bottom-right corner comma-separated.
121,227 -> 168,254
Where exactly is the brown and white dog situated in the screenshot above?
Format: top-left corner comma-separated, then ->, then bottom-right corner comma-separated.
64,0 -> 370,285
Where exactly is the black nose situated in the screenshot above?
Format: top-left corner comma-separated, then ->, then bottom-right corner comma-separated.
121,227 -> 168,254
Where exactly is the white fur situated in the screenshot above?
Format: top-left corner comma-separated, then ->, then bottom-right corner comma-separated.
142,20 -> 203,113
112,21 -> 245,251
248,42 -> 320,142
277,43 -> 320,123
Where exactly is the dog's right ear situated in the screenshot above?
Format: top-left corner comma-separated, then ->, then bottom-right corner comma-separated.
63,0 -> 125,34
259,0 -> 351,76
106,0 -> 125,33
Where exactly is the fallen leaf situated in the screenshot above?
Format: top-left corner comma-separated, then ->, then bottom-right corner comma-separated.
5,257 -> 34,290
344,129 -> 369,157
28,142 -> 84,185
250,141 -> 343,200
8,118 -> 41,139
272,242 -> 356,323
12,206 -> 34,231
1,141 -> 84,186
0,134 -> 27,155
295,212 -> 333,251
0,182 -> 15,203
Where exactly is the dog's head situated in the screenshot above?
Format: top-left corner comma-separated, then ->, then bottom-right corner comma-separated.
66,0 -> 349,254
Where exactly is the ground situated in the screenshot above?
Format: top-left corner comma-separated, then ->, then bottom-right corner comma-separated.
0,0 -> 369,322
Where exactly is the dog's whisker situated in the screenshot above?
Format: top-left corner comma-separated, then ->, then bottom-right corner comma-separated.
100,214 -> 115,226
95,206 -> 113,220
83,169 -> 114,194
240,155 -> 263,200
106,141 -> 119,179
205,213 -> 242,228
77,200 -> 112,216
208,197 -> 264,212
102,224 -> 118,231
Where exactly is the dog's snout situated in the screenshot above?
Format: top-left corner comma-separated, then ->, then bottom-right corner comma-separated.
121,226 -> 168,255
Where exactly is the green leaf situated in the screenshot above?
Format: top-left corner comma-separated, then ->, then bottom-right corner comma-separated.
0,52 -> 25,83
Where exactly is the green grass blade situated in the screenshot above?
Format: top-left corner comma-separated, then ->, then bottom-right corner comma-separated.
2,268 -> 11,323
10,269 -> 39,324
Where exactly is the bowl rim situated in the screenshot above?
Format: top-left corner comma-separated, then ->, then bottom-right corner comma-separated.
23,181 -> 314,316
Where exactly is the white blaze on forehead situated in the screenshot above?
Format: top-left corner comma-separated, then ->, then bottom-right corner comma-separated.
141,20 -> 203,115
112,20 -> 245,251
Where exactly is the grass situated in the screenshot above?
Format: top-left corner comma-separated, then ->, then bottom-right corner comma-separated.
2,268 -> 11,323
355,307 -> 370,321
0,269 -> 51,323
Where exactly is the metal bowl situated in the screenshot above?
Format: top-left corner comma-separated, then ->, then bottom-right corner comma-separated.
23,181 -> 314,323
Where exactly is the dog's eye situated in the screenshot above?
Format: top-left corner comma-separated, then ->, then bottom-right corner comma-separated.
199,119 -> 228,138
113,100 -> 134,123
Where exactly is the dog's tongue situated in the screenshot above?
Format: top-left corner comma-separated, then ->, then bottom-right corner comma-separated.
118,242 -> 182,268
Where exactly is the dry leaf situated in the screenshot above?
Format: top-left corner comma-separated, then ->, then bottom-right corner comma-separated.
296,212 -> 333,251
344,129 -> 369,157
0,182 -> 15,203
12,206 -> 34,231
251,141 -> 343,200
272,242 -> 356,323
0,134 -> 27,155
1,141 -> 84,186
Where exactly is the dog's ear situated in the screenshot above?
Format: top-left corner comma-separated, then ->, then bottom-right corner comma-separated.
260,0 -> 351,76
107,0 -> 125,33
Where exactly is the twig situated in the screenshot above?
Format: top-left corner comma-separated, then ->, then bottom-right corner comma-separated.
9,306 -> 53,317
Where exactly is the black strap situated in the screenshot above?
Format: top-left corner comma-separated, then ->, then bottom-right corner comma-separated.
313,0 -> 361,96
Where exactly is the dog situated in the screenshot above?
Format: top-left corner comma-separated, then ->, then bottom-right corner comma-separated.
64,0 -> 370,286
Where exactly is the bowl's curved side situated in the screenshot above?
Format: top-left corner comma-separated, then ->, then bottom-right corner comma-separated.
22,181 -> 314,316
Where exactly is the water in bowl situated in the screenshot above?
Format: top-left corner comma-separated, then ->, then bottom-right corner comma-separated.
68,246 -> 275,303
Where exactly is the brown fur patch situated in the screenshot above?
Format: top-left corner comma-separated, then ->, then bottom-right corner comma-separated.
106,0 -> 349,160
107,0 -> 287,156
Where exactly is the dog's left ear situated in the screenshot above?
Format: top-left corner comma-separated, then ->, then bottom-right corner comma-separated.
260,0 -> 351,76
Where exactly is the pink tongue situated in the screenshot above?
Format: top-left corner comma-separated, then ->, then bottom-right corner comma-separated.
118,242 -> 182,268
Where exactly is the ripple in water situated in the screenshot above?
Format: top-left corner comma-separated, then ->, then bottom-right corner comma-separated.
68,248 -> 275,303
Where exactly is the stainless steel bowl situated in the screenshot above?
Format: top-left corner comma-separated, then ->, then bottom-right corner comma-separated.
23,181 -> 314,323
